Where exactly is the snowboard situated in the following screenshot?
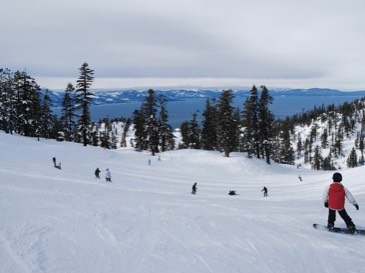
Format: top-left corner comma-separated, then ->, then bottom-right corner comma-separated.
313,224 -> 365,235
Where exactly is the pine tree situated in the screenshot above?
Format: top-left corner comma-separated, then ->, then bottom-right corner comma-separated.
132,89 -> 159,153
187,111 -> 201,149
322,154 -> 335,170
233,107 -> 241,151
279,122 -> 295,164
216,89 -> 238,157
311,145 -> 322,170
201,98 -> 217,150
321,128 -> 328,149
359,132 -> 365,165
158,96 -> 174,152
296,134 -> 303,159
39,89 -> 54,139
75,63 -> 94,146
120,119 -> 131,148
100,118 -> 111,149
347,147 -> 358,168
132,109 -> 147,151
60,83 -> 77,141
179,121 -> 189,149
258,85 -> 274,164
242,85 -> 259,158
332,133 -> 343,158
0,68 -> 16,134
142,89 -> 159,155
51,119 -> 64,141
90,123 -> 99,146
13,70 -> 41,137
304,138 -> 310,164
110,130 -> 118,149
146,114 -> 160,155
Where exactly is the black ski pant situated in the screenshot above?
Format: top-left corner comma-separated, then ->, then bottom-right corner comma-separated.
328,208 -> 355,227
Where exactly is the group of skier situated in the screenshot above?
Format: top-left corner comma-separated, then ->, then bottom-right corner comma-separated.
52,157 -> 111,182
95,167 -> 112,182
52,156 -> 360,234
191,172 -> 360,234
191,183 -> 269,197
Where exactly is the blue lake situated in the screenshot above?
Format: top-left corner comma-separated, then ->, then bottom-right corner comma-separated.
53,95 -> 364,129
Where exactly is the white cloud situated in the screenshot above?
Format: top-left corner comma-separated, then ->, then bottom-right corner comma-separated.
1,0 -> 365,90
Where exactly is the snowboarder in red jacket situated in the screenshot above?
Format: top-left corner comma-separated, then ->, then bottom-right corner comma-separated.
323,172 -> 359,233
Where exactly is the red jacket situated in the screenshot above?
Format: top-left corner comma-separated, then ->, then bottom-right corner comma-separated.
328,183 -> 345,210
323,182 -> 357,210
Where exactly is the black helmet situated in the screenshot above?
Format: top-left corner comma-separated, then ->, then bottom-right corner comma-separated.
332,172 -> 342,182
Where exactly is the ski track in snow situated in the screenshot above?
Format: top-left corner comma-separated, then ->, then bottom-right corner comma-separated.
1,132 -> 365,273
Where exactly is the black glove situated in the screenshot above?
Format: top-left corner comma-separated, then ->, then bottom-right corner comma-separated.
354,204 -> 359,210
324,202 -> 328,208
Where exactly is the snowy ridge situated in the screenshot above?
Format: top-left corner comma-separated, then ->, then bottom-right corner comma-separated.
292,99 -> 365,170
1,131 -> 365,273
45,88 -> 365,106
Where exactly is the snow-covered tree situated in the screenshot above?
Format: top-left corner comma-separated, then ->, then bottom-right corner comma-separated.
242,85 -> 259,158
60,83 -> 77,141
216,89 -> 238,157
258,85 -> 275,164
13,70 -> 42,137
347,147 -> 358,168
0,68 -> 16,134
39,89 -> 55,139
158,96 -> 175,152
75,62 -> 94,146
201,98 -> 217,150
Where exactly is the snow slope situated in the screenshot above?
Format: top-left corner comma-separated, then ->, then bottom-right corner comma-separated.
1,131 -> 365,273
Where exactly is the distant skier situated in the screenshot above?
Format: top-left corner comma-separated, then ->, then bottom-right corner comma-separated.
323,172 -> 359,234
298,175 -> 302,182
229,190 -> 237,196
95,168 -> 101,179
105,168 -> 112,182
261,186 -> 268,197
52,157 -> 56,167
191,182 -> 197,194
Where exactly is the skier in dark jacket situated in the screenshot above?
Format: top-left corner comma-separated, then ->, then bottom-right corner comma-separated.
323,172 -> 359,233
95,168 -> 101,178
261,186 -> 268,197
192,183 -> 197,194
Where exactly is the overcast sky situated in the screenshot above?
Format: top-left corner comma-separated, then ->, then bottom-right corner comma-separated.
1,0 -> 365,90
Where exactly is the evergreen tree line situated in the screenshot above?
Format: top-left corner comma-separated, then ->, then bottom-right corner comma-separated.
0,68 -> 56,139
178,86 -> 278,164
177,87 -> 365,169
2,64 -> 365,169
132,89 -> 175,155
0,63 -> 118,148
281,98 -> 365,170
0,67 -> 174,152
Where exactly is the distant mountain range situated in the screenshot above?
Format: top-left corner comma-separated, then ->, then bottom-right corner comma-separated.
45,88 -> 365,107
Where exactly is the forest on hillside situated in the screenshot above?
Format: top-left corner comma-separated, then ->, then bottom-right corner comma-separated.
1,65 -> 365,170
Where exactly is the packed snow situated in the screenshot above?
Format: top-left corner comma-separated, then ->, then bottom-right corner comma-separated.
1,131 -> 365,273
